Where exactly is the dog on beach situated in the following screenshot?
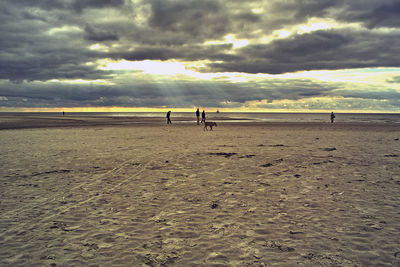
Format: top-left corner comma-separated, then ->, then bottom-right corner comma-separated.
204,121 -> 217,131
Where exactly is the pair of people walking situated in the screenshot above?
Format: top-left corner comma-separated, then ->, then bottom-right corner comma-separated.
196,108 -> 206,125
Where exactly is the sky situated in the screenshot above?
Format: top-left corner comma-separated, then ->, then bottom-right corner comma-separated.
1,0 -> 400,113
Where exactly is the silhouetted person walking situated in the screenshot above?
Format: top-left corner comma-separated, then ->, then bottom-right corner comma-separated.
201,110 -> 206,123
196,108 -> 200,125
166,111 -> 172,124
330,112 -> 335,123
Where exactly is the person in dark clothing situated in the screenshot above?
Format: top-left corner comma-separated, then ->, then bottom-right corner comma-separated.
201,110 -> 206,123
166,111 -> 172,124
196,108 -> 200,125
330,112 -> 335,123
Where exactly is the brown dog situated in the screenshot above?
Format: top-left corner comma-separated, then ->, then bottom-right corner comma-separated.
204,121 -> 217,131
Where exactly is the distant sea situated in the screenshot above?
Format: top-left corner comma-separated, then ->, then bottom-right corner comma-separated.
2,112 -> 400,124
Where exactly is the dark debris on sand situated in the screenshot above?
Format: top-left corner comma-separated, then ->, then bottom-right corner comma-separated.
211,203 -> 219,209
209,152 -> 238,158
322,147 -> 337,151
261,163 -> 273,168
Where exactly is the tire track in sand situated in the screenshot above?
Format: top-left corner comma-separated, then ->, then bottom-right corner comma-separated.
0,155 -> 154,240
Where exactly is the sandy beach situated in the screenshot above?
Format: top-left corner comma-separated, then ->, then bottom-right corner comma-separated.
0,115 -> 399,266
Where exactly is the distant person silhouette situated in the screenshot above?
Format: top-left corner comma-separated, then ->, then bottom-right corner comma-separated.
201,110 -> 206,123
62,111 -> 65,116
196,108 -> 200,125
166,111 -> 172,124
330,112 -> 335,123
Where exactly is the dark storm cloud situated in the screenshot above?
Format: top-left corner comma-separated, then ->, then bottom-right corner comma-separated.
0,77 -> 340,108
266,0 -> 400,29
206,29 -> 400,74
0,1 -> 105,82
113,1 -> 400,74
84,25 -> 119,41
334,88 -> 400,101
2,0 -> 400,81
148,0 -> 228,39
0,0 -> 124,12
335,0 -> 400,29
267,0 -> 337,26
0,80 -> 169,107
71,0 -> 125,13
0,0 -> 66,11
112,44 -> 237,62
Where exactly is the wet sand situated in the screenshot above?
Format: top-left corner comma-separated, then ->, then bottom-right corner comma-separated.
0,116 -> 399,266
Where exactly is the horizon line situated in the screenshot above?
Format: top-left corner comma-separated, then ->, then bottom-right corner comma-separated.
0,107 -> 399,114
